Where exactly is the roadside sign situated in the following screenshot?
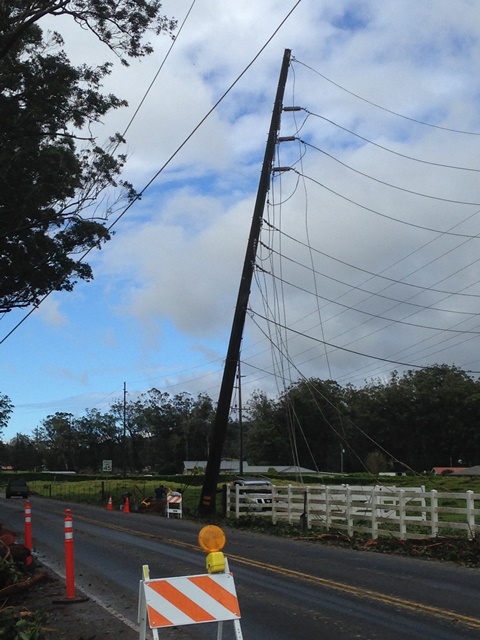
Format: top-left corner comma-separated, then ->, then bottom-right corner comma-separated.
102,460 -> 112,472
167,493 -> 182,518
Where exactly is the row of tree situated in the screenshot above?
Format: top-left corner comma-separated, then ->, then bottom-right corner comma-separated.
244,364 -> 480,474
1,364 -> 479,474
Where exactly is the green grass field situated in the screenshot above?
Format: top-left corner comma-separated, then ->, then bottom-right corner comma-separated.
22,478 -> 206,513
2,472 -> 479,523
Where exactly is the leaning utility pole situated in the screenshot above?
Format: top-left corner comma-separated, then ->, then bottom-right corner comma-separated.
199,49 -> 292,515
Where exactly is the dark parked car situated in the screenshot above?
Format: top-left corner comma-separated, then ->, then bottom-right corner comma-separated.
6,477 -> 29,499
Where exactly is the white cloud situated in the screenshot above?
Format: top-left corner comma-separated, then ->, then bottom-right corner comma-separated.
100,191 -> 253,337
45,367 -> 89,385
36,299 -> 69,328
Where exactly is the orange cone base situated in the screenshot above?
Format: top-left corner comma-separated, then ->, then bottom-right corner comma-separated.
52,596 -> 89,605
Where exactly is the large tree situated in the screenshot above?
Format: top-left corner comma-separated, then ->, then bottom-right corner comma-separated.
74,408 -> 121,470
39,411 -> 76,470
0,392 -> 13,436
0,1 -> 175,312
8,433 -> 42,470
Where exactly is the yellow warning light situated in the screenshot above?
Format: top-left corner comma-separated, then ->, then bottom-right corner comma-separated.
206,551 -> 225,574
198,525 -> 226,553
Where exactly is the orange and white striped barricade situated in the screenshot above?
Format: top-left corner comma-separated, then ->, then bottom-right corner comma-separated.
138,560 -> 243,640
166,493 -> 182,518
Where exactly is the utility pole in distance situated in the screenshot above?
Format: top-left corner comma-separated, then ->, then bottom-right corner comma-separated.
199,49 -> 292,515
122,381 -> 127,478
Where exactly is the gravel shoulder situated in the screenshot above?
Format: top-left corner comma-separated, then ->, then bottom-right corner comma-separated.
11,563 -> 138,640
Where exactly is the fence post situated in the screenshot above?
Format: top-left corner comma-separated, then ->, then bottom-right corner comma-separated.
271,485 -> 277,524
325,486 -> 330,530
300,489 -> 310,530
466,490 -> 475,540
64,509 -> 75,600
371,488 -> 378,539
430,490 -> 438,537
306,486 -> 311,529
235,483 -> 240,519
398,489 -> 406,540
346,487 -> 353,536
287,484 -> 292,524
223,484 -> 229,517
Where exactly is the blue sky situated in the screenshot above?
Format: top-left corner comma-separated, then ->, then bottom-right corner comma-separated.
4,0 -> 480,440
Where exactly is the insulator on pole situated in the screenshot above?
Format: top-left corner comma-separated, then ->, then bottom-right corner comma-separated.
283,106 -> 302,111
277,136 -> 296,142
272,167 -> 291,173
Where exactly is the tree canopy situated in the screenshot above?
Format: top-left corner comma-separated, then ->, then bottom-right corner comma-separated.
0,1 -> 175,313
241,364 -> 480,473
0,393 -> 13,435
2,364 -> 480,474
0,1 -> 175,63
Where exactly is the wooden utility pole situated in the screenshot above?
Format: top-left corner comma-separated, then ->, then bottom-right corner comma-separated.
199,49 -> 292,515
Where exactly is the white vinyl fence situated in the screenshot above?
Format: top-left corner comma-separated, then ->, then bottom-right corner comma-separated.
224,483 -> 480,540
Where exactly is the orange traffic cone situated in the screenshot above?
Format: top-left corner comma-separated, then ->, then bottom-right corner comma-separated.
106,496 -> 113,511
124,497 -> 130,513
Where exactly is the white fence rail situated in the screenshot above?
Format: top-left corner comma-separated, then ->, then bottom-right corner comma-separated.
224,483 -> 480,540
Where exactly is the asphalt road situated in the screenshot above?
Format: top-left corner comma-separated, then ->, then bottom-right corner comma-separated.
2,496 -> 480,639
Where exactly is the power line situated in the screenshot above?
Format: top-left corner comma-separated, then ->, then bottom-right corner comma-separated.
292,58 -> 480,136
337,281 -> 480,384
260,174 -> 480,382
333,284 -> 480,385
248,311 -> 421,475
255,265 -> 480,335
321,229 -> 480,377
263,221 -> 480,298
259,242 -> 479,316
305,111 -> 480,173
300,140 -> 480,206
266,210 -> 480,332
263,144 -> 480,384
119,0 -> 197,142
293,170 -> 480,237
248,308 -> 480,374
264,214 -> 480,342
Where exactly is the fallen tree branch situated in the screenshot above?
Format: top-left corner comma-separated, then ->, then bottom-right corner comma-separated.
0,572 -> 48,598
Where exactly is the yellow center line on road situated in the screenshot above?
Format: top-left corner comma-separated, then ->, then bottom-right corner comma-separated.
72,513 -> 480,630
